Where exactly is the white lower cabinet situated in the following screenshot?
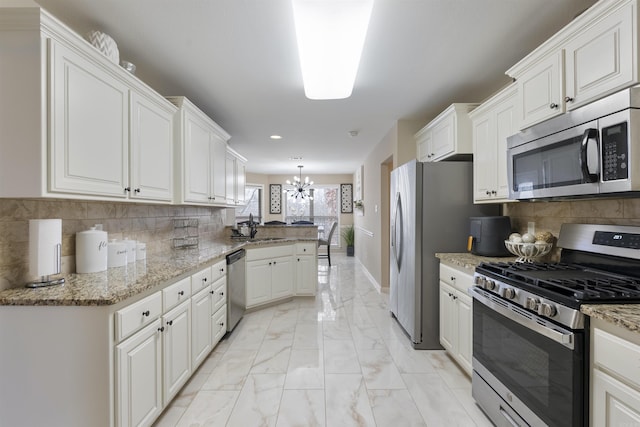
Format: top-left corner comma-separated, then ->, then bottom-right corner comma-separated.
591,320 -> 640,427
162,300 -> 191,406
191,285 -> 213,369
116,319 -> 163,427
246,245 -> 295,308
295,243 -> 318,296
438,263 -> 474,376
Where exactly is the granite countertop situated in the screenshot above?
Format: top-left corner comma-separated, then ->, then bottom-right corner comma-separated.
437,252 -> 640,335
0,237 -> 317,307
435,252 -> 517,275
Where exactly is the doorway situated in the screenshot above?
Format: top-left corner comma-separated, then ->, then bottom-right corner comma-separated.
380,156 -> 393,288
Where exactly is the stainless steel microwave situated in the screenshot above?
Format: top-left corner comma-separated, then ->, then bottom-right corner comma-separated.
507,87 -> 640,200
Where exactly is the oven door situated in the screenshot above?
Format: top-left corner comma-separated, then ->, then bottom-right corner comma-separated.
507,120 -> 600,199
471,289 -> 585,427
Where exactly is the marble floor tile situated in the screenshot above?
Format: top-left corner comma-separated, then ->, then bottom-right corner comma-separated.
153,253 -> 492,427
276,389 -> 325,427
226,374 -> 286,427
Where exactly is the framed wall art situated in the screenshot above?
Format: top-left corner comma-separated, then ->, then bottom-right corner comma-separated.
269,184 -> 282,214
340,183 -> 353,213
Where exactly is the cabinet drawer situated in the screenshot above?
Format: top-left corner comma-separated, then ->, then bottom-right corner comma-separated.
163,277 -> 191,311
296,243 -> 316,255
211,259 -> 226,281
246,244 -> 292,261
212,276 -> 227,313
115,291 -> 162,342
191,266 -> 212,294
594,327 -> 640,388
439,263 -> 474,294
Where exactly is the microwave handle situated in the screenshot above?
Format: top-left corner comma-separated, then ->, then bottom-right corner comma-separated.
580,128 -> 599,182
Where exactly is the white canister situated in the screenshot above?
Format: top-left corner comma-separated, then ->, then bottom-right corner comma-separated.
107,240 -> 127,268
76,227 -> 108,273
136,242 -> 146,260
123,238 -> 136,263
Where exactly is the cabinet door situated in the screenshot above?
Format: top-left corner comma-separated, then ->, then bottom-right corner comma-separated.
565,2 -> 634,110
162,300 -> 191,406
295,255 -> 317,296
116,319 -> 162,427
456,292 -> 473,376
183,114 -> 211,203
592,369 -> 640,427
271,256 -> 294,300
225,154 -> 236,205
210,135 -> 227,203
236,159 -> 246,204
130,91 -> 174,202
431,114 -> 455,160
472,113 -> 494,202
494,96 -> 517,199
518,50 -> 564,129
191,287 -> 212,369
419,130 -> 433,162
49,40 -> 129,198
211,306 -> 227,348
246,260 -> 271,307
439,282 -> 456,352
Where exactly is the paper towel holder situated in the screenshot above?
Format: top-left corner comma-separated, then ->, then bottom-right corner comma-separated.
26,219 -> 66,288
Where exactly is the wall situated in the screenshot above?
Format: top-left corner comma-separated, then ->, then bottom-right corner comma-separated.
504,197 -> 640,260
0,198 -> 228,290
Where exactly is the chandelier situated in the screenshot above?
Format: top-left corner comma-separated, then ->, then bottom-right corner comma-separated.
284,165 -> 314,199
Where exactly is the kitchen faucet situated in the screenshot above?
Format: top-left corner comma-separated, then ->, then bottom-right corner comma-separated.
249,213 -> 258,239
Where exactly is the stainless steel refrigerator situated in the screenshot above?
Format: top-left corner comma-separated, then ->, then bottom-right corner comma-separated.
390,160 -> 498,349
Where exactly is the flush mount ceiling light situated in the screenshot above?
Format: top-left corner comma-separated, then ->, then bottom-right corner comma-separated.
292,0 -> 374,100
284,165 -> 314,199
270,135 -> 282,140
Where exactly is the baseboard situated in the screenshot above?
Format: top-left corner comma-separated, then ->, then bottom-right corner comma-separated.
355,256 -> 381,292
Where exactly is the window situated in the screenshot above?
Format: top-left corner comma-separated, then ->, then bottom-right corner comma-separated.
235,185 -> 262,223
284,185 -> 339,246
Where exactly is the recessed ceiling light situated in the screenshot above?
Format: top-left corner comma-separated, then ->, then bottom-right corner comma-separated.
292,0 -> 374,100
289,156 -> 304,161
270,135 -> 282,140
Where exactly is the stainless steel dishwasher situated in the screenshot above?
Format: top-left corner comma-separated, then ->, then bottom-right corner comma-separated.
226,249 -> 246,332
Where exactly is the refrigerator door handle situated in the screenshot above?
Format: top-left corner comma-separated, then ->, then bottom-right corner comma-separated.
392,191 -> 403,269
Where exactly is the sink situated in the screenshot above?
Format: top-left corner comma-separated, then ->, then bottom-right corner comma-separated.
248,237 -> 286,242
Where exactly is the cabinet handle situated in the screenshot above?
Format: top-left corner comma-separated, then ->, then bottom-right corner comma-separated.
220,268 -> 224,273
203,277 -> 207,283
491,190 -> 497,195
142,310 -> 150,317
208,196 -> 215,200
565,96 -> 574,103
303,248 -> 307,252
549,102 -> 558,109
124,187 -> 131,193
486,191 -> 491,195
450,276 -> 456,281
134,188 -> 140,193
158,326 -> 165,332
219,322 -> 225,327
298,258 -> 300,261
269,262 -> 272,265
167,320 -> 173,326
453,295 -> 458,300
220,291 -> 224,296
178,290 -> 185,296
210,290 -> 215,294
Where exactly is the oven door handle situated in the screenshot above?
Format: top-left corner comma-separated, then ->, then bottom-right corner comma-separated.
499,406 -> 521,427
580,128 -> 599,182
471,288 -> 575,350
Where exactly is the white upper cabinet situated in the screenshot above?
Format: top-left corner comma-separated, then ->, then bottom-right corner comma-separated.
471,83 -> 519,203
168,96 -> 231,206
508,0 -> 639,130
225,147 -> 247,206
414,103 -> 478,162
0,8 -> 176,202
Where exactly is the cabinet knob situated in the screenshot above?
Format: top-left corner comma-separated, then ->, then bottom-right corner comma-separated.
269,262 -> 272,265
208,196 -> 215,200
167,320 -> 173,326
491,190 -> 497,195
486,191 -> 491,195
158,326 -> 165,332
220,268 -> 224,273
142,310 -> 150,317
565,96 -> 574,103
298,258 -> 300,262
220,291 -> 224,296
203,277 -> 207,282
450,276 -> 456,281
452,295 -> 458,300
134,188 -> 140,193
210,290 -> 215,294
549,102 -> 559,109
303,248 -> 307,252
178,290 -> 184,296
124,187 -> 131,193
219,322 -> 225,327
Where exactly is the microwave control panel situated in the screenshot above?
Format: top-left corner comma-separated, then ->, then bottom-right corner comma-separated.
601,122 -> 629,181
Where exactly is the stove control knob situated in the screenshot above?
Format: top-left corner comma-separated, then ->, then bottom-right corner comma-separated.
474,276 -> 483,286
538,303 -> 557,318
485,279 -> 496,291
500,287 -> 516,299
525,297 -> 540,311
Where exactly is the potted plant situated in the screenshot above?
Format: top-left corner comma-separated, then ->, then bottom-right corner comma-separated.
342,225 -> 355,256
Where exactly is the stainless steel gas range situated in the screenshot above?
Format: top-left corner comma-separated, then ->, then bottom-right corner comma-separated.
471,223 -> 640,427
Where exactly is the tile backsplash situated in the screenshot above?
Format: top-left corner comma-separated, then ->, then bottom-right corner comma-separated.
0,199 -> 228,290
504,197 -> 640,260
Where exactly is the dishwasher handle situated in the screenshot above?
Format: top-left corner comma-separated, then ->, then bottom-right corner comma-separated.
227,249 -> 246,264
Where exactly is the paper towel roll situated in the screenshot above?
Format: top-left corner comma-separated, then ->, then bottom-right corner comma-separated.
29,219 -> 62,278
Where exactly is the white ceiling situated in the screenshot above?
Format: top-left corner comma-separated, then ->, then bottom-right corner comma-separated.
35,0 -> 597,175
